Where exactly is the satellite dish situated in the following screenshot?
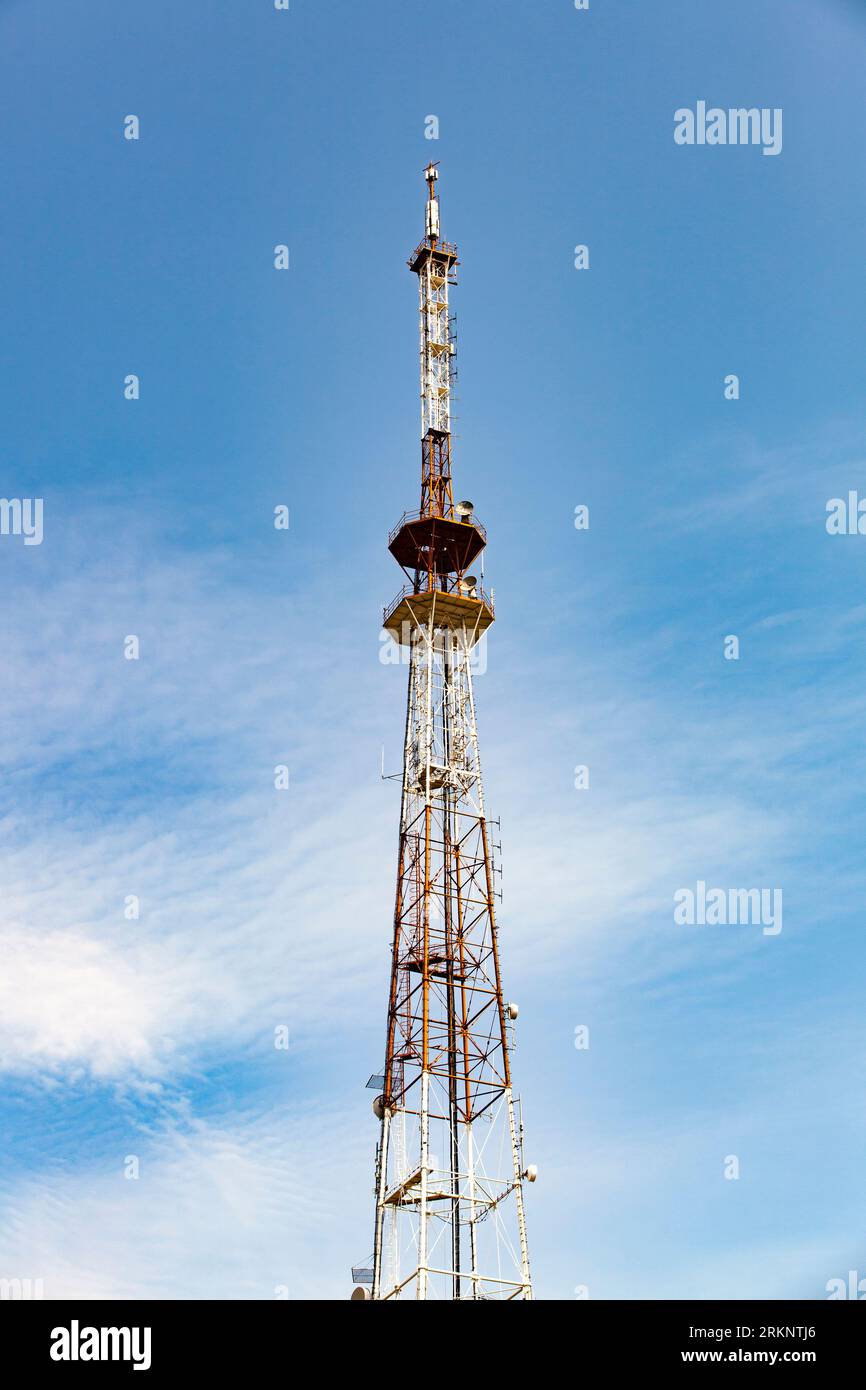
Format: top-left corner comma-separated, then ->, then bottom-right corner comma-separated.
456,500 -> 473,519
464,575 -> 477,588
372,1094 -> 392,1121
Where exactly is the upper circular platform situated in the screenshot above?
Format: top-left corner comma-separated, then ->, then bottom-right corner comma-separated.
389,511 -> 486,575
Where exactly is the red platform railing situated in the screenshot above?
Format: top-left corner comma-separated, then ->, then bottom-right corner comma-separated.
387,509 -> 487,549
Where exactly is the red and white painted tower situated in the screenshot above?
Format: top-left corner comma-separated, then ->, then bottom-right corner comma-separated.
357,167 -> 534,1301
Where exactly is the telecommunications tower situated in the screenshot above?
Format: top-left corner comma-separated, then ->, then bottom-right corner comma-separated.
356,166 -> 534,1301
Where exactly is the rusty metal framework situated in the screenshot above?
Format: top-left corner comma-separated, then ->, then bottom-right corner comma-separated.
356,166 -> 533,1301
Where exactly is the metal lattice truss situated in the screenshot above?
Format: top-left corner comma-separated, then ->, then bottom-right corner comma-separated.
372,621 -> 532,1300
418,245 -> 456,438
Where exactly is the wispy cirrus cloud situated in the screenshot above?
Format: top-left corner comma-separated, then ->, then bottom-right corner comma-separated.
0,1102 -> 368,1300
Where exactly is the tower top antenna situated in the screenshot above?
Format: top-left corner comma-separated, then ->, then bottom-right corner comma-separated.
424,162 -> 440,240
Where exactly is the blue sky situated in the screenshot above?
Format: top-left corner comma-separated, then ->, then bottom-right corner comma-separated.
1,0 -> 865,1299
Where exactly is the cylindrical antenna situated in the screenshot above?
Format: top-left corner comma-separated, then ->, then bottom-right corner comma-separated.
424,162 -> 440,240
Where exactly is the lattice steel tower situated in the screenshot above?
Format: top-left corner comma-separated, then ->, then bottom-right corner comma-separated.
360,166 -> 534,1302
